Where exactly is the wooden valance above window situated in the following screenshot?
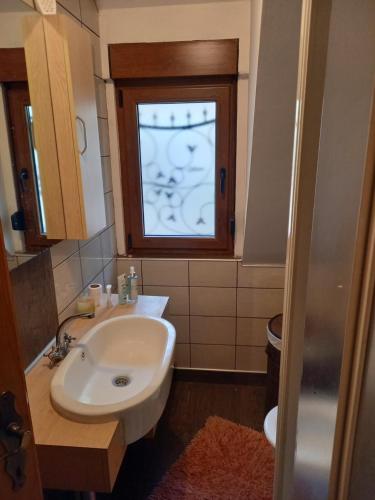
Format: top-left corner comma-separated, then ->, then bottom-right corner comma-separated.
109,39 -> 239,79
0,48 -> 27,82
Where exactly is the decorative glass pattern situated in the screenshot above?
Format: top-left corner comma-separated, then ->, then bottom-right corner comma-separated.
137,102 -> 216,237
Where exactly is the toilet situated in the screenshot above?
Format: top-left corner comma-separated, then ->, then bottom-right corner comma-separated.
264,405 -> 278,447
264,314 -> 282,447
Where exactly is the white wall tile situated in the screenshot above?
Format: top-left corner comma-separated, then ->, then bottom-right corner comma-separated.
191,345 -> 235,370
142,260 -> 188,286
190,316 -> 235,345
237,288 -> 284,317
83,26 -> 102,77
98,118 -> 110,156
236,317 -> 269,346
80,0 -> 99,34
53,252 -> 83,313
95,76 -> 107,118
190,287 -> 236,317
50,240 -> 79,268
166,315 -> 189,343
58,298 -> 78,324
236,346 -> 267,372
79,235 -> 103,286
104,191 -> 115,226
237,264 -> 285,288
101,156 -> 112,193
57,0 -> 81,20
189,260 -> 237,287
174,344 -> 190,368
143,286 -> 189,315
103,259 -> 117,291
100,225 -> 116,265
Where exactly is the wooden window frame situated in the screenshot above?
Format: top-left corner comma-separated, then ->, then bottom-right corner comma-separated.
116,76 -> 237,257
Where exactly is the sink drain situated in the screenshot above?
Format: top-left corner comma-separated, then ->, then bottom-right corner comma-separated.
112,375 -> 131,387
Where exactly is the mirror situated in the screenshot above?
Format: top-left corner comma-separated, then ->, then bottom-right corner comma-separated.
0,1 -> 48,270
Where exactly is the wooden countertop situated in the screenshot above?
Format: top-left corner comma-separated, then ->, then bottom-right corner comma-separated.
25,294 -> 168,492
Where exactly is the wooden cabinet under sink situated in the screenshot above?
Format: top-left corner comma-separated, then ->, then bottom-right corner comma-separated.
23,14 -> 106,240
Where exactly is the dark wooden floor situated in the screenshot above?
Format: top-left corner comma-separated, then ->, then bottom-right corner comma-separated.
45,371 -> 266,500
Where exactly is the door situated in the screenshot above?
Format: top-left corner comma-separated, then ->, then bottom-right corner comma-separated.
0,221 -> 43,498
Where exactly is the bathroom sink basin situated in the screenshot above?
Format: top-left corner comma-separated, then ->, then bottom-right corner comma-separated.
50,315 -> 176,443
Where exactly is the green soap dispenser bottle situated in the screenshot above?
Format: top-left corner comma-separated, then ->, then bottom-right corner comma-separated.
117,273 -> 128,305
126,266 -> 139,304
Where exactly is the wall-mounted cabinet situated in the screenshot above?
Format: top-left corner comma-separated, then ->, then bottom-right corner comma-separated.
23,14 -> 106,240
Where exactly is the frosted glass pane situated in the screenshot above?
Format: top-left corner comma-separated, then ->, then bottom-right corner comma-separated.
137,102 -> 216,237
25,105 -> 47,235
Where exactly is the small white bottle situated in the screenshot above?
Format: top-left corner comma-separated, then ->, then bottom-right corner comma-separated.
126,266 -> 138,304
106,284 -> 112,308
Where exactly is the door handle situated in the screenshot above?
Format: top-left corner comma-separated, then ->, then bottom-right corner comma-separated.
76,116 -> 88,155
0,391 -> 31,490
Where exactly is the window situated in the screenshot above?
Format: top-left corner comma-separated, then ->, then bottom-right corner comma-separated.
116,78 -> 237,256
111,40 -> 239,256
5,82 -> 56,250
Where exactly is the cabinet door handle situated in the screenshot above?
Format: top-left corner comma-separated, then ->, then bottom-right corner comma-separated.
76,116 -> 88,155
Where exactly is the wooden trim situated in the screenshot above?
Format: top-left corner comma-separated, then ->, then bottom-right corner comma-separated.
116,78 -> 236,256
0,221 -> 43,498
37,424 -> 125,493
0,48 -> 27,82
109,39 -> 239,79
4,82 -> 60,250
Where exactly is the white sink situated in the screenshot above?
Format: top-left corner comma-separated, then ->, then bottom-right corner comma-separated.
50,315 -> 176,444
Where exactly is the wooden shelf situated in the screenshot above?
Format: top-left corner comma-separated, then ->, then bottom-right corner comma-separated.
26,295 -> 169,492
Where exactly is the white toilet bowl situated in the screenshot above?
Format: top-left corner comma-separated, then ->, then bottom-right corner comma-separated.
264,405 -> 278,447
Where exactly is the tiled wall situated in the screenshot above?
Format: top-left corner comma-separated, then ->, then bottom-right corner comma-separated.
51,0 -> 117,324
118,259 -> 285,372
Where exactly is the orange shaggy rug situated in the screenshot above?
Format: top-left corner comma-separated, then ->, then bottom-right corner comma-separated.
149,416 -> 275,500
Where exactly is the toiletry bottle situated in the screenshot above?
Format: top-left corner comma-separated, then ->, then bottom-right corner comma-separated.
126,266 -> 138,304
117,273 -> 128,305
106,284 -> 112,308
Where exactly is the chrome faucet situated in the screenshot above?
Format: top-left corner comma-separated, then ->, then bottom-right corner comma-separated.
44,312 -> 95,368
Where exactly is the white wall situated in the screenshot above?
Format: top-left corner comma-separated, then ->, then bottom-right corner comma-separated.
99,0 -> 251,256
243,0 -> 302,264
0,11 -> 37,48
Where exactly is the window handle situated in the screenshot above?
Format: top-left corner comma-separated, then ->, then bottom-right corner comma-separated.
19,168 -> 29,193
76,116 -> 88,155
220,167 -> 227,194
